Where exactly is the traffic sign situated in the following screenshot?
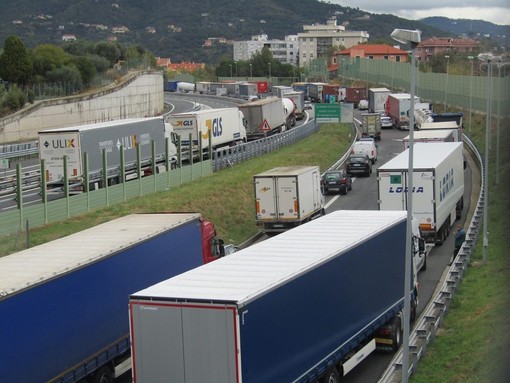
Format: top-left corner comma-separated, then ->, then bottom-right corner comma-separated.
315,104 -> 340,123
261,118 -> 271,131
0,158 -> 9,170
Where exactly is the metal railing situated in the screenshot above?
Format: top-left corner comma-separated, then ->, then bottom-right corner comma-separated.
378,133 -> 484,383
0,141 -> 39,160
212,119 -> 318,171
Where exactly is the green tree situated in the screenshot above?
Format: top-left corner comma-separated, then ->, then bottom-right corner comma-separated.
70,56 -> 97,86
45,66 -> 83,92
95,42 -> 121,65
32,44 -> 68,77
0,36 -> 33,85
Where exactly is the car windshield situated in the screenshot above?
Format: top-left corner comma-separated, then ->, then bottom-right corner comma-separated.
325,172 -> 341,180
349,157 -> 365,163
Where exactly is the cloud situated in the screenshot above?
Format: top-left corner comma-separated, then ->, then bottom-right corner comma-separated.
327,1 -> 510,25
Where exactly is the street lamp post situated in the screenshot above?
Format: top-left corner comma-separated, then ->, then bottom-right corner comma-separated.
229,64 -> 232,78
234,61 -> 238,77
391,28 -> 421,383
444,55 -> 450,111
268,62 -> 271,80
478,52 -> 493,264
495,59 -> 509,186
249,63 -> 252,79
390,55 -> 395,91
468,56 -> 474,133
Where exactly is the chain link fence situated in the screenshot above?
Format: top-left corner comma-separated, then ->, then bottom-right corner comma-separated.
339,58 -> 510,116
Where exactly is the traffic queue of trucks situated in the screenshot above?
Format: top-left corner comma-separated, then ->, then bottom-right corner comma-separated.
239,96 -> 288,140
385,93 -> 421,130
360,112 -> 382,140
368,87 -> 391,114
377,142 -> 465,244
167,108 -> 247,159
129,210 -> 419,383
253,165 -> 326,235
0,213 -> 232,383
38,117 -> 178,192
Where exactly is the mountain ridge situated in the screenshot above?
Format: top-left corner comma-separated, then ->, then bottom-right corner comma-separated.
0,0 -> 507,64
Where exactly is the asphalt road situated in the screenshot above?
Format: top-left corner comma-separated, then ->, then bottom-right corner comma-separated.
322,125 -> 474,382
116,112 -> 476,382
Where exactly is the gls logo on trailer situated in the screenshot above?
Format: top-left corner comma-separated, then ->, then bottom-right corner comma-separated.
202,117 -> 223,140
174,120 -> 194,127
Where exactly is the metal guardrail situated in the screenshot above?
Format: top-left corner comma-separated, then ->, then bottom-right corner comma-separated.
0,141 -> 39,160
378,133 -> 484,383
212,119 -> 319,171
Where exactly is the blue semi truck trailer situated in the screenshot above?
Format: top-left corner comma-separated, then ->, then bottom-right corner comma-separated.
0,213 -> 230,383
129,210 -> 418,382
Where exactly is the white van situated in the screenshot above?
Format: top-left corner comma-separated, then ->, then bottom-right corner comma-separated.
352,140 -> 377,164
358,99 -> 369,110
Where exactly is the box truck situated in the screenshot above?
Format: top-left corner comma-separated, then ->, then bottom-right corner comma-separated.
402,129 -> 455,150
0,213 -> 233,383
360,112 -> 382,140
129,210 -> 419,383
368,87 -> 391,114
272,85 -> 294,98
419,120 -> 463,142
377,142 -> 465,244
237,82 -> 259,99
167,108 -> 247,159
239,97 -> 287,140
385,93 -> 421,130
38,117 -> 178,192
308,82 -> 328,102
253,165 -> 325,235
323,84 -> 343,103
345,86 -> 367,108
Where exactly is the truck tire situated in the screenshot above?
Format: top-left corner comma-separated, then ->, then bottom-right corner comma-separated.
322,367 -> 340,383
91,366 -> 113,383
391,316 -> 403,352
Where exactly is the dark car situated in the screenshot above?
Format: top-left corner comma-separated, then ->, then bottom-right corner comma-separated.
321,169 -> 352,195
346,154 -> 372,177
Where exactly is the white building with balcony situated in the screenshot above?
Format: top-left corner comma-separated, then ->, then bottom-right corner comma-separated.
233,34 -> 299,66
298,17 -> 369,66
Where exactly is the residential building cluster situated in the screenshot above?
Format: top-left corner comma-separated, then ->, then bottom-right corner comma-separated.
230,16 -> 480,69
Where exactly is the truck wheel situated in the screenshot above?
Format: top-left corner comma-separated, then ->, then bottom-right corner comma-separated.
391,317 -> 403,352
411,296 -> 418,323
91,366 -> 113,383
323,367 -> 340,383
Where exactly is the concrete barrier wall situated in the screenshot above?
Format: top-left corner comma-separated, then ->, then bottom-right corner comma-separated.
0,71 -> 165,144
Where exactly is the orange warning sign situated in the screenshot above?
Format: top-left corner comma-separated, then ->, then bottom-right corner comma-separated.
261,118 -> 271,131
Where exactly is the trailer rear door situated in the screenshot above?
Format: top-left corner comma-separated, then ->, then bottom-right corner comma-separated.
130,302 -> 238,383
276,175 -> 299,220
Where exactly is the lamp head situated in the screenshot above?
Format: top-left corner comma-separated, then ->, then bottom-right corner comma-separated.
390,29 -> 421,46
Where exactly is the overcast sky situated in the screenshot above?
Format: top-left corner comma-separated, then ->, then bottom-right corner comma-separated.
327,1 -> 510,26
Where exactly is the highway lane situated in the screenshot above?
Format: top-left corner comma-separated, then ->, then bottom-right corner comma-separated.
324,125 -> 474,382
0,95 -> 212,212
115,121 -> 476,382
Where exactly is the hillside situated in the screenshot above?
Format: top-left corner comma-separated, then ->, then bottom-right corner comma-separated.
0,0 -> 506,64
420,16 -> 509,48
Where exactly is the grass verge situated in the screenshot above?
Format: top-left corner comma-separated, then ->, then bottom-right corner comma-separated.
0,122 -> 353,254
410,114 -> 510,383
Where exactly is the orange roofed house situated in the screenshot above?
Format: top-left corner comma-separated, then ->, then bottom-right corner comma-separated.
156,58 -> 205,72
415,37 -> 478,61
332,44 -> 409,69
